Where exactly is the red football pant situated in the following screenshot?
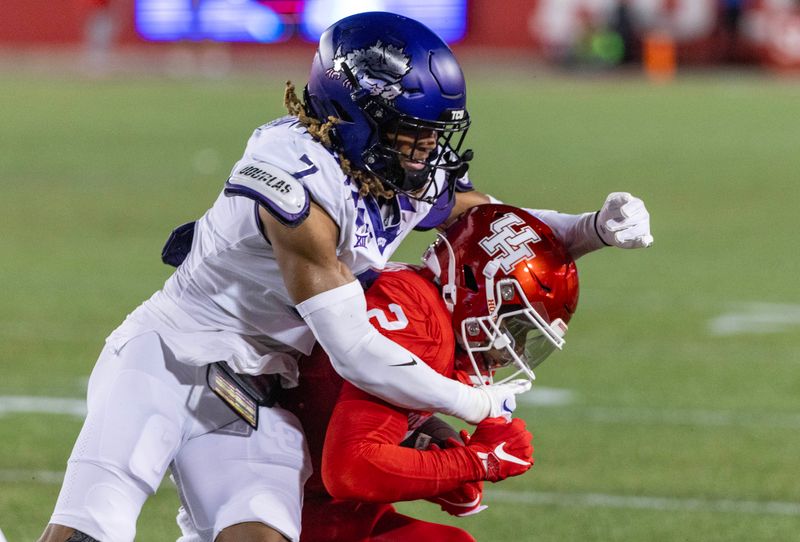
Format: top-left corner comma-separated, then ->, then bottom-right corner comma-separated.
301,499 -> 475,542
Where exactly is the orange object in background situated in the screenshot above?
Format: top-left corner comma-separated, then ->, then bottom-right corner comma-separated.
643,31 -> 677,82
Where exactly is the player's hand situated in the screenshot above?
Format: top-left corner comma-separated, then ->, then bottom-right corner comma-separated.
465,417 -> 533,482
429,481 -> 487,517
427,430 -> 487,515
595,192 -> 653,249
475,379 -> 531,422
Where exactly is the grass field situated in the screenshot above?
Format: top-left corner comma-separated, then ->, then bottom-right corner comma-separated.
1,62 -> 799,541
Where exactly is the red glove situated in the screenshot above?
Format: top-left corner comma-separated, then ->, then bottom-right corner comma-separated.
465,417 -> 533,482
426,436 -> 487,516
429,481 -> 487,517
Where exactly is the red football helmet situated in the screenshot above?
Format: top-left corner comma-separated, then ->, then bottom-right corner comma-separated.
422,204 -> 579,384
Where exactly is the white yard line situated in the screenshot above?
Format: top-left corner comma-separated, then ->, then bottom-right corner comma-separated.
709,302 -> 800,336
0,469 -> 65,484
2,393 -> 799,429
0,468 -> 176,489
517,386 -> 575,406
548,406 -> 800,429
3,468 -> 797,517
0,396 -> 86,417
485,488 -> 800,516
521,388 -> 800,429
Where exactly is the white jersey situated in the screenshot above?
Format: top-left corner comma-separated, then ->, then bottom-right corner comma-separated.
107,116 -> 454,384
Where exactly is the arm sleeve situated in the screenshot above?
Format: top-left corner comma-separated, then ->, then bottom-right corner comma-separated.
526,209 -> 606,259
296,280 -> 490,424
321,390 -> 484,502
485,195 -> 606,259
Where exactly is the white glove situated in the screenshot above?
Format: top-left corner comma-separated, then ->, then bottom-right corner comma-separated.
595,192 -> 653,249
475,379 -> 532,422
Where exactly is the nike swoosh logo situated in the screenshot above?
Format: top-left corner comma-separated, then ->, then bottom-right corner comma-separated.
502,399 -> 513,414
492,442 -> 530,466
389,359 -> 418,367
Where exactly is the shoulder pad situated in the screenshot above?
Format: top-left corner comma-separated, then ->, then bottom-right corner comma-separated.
225,161 -> 310,227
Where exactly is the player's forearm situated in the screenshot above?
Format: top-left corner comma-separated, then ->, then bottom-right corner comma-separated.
325,445 -> 483,502
322,399 -> 483,502
449,191 -> 604,259
467,193 -> 602,259
297,280 -> 490,424
525,208 -> 605,259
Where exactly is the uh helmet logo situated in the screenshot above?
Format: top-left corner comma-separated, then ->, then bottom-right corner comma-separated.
479,214 -> 542,274
328,41 -> 412,101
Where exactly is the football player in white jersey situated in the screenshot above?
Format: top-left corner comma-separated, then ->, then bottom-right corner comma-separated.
39,11 -> 653,542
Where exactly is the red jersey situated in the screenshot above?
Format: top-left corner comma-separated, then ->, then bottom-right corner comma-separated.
280,267 -> 484,501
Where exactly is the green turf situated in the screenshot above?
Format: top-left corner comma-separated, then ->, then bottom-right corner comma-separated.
1,68 -> 799,541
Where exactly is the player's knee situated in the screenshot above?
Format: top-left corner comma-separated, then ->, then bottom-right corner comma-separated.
49,460 -> 146,542
125,412 -> 182,491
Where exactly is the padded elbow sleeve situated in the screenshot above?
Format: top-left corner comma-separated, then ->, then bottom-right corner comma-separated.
296,281 -> 487,421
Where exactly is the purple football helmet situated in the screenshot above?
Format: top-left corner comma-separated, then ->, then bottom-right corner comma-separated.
305,12 -> 471,202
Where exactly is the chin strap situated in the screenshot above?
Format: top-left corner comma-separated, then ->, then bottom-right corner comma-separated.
482,259 -> 500,316
438,233 -> 459,313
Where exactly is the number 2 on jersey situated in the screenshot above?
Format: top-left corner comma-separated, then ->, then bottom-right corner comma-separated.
367,303 -> 409,331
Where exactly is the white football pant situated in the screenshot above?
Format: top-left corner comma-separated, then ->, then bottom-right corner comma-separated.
49,331 -> 310,542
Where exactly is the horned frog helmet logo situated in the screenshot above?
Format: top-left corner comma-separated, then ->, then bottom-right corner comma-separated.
330,40 -> 412,101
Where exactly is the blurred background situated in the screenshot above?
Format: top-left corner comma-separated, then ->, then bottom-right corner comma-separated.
1,1 -> 799,541
6,0 -> 800,75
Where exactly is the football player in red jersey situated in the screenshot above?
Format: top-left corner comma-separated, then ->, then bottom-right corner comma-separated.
278,204 -> 580,542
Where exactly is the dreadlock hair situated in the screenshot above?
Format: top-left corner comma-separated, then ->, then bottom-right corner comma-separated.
284,81 -> 394,199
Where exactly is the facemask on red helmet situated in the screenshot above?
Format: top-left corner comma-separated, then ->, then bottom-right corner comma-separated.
422,204 -> 579,385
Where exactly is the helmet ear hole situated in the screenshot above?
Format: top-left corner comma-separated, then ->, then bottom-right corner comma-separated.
330,100 -> 353,122
462,265 -> 478,292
